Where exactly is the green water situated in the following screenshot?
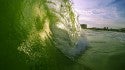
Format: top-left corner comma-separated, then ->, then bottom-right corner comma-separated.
78,30 -> 125,70
0,0 -> 125,70
0,0 -> 86,70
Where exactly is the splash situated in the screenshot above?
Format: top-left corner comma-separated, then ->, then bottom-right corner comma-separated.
0,0 -> 88,69
16,0 -> 88,59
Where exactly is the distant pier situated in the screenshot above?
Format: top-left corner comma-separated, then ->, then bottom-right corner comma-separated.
80,24 -> 87,29
80,24 -> 125,32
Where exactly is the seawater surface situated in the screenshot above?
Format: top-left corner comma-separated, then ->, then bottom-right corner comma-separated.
77,29 -> 125,70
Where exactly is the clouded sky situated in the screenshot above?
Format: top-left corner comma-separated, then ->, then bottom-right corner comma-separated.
72,0 -> 125,28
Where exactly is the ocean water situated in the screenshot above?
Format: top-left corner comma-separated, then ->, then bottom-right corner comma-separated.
77,29 -> 125,70
0,0 -> 87,70
1,0 -> 125,70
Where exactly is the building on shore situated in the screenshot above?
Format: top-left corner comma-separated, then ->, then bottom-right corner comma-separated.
80,24 -> 87,29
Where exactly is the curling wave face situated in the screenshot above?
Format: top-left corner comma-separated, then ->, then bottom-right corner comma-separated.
0,0 -> 87,69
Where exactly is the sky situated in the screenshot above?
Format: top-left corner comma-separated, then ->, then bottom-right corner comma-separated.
72,0 -> 125,28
